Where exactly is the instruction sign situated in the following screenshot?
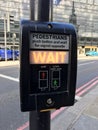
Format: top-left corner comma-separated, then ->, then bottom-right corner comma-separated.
30,33 -> 69,50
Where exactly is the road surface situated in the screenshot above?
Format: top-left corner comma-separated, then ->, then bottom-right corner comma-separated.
0,59 -> 98,130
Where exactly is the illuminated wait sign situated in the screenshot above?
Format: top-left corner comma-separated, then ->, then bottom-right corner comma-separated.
30,51 -> 69,64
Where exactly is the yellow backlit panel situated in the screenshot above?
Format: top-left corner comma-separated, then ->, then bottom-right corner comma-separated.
30,51 -> 69,64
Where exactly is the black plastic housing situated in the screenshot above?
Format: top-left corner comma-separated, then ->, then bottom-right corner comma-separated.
20,20 -> 77,111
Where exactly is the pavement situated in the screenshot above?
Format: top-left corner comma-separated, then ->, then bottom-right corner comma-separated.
51,84 -> 98,130
0,60 -> 19,67
78,54 -> 98,60
52,55 -> 98,130
0,56 -> 98,130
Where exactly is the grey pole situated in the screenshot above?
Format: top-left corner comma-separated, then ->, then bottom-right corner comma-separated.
29,0 -> 51,130
49,0 -> 53,21
12,33 -> 16,61
30,0 -> 50,21
29,111 -> 50,130
4,14 -> 7,61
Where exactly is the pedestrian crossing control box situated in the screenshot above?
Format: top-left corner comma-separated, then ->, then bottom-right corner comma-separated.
20,20 -> 77,112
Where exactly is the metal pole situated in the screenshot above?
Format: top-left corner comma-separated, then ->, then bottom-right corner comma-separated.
13,38 -> 15,61
37,0 -> 50,21
30,0 -> 35,20
30,0 -> 50,21
29,0 -> 51,130
49,0 -> 53,21
12,33 -> 16,61
4,14 -> 7,61
29,111 -> 50,130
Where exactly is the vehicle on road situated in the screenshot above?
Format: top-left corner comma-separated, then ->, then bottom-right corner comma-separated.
0,48 -> 19,60
85,51 -> 98,56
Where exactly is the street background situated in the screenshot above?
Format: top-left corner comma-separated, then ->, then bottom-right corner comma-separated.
0,55 -> 98,130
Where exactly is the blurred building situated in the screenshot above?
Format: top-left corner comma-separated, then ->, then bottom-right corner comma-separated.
0,0 -> 29,49
53,0 -> 98,53
0,0 -> 98,53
